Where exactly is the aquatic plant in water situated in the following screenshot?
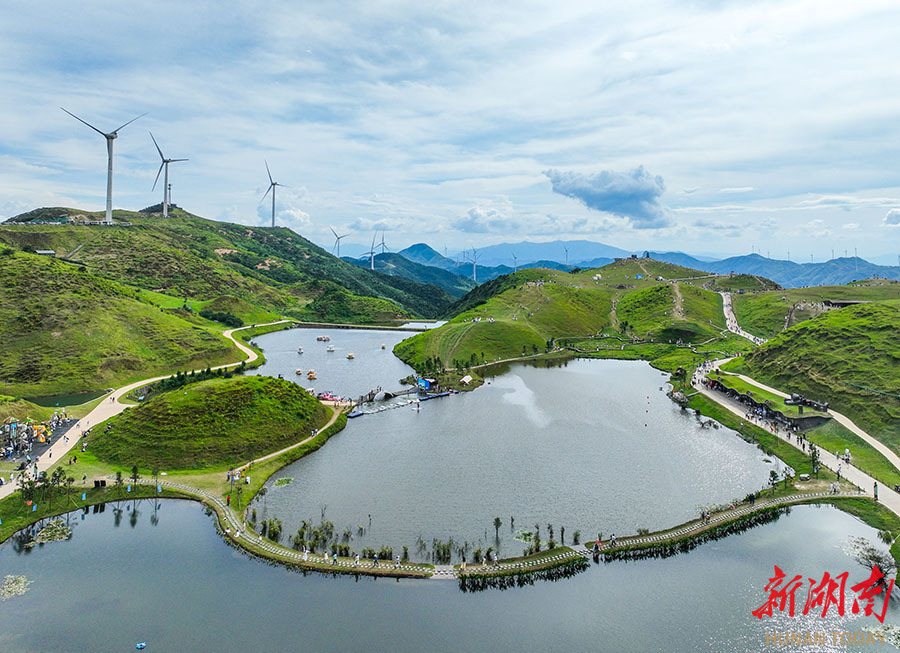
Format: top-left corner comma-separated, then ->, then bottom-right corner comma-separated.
25,520 -> 72,548
274,478 -> 293,487
1,575 -> 32,600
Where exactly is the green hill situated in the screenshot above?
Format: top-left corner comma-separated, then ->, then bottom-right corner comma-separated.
89,375 -> 330,469
345,252 -> 477,298
730,279 -> 900,339
394,259 -> 746,376
0,250 -> 240,397
0,208 -> 453,320
705,274 -> 781,293
723,301 -> 900,449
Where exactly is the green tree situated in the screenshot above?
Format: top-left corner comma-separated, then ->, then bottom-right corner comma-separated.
493,517 -> 502,539
130,465 -> 141,486
769,469 -> 778,495
115,471 -> 124,498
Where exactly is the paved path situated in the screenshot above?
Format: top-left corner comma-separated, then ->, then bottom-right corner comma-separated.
694,367 -> 900,519
720,291 -> 766,344
0,320 -> 289,501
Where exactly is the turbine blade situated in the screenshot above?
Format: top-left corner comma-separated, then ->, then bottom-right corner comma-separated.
330,226 -> 338,238
170,158 -> 189,162
112,112 -> 147,134
61,107 -> 106,136
259,183 -> 273,205
149,131 -> 164,160
265,160 -> 274,185
152,161 -> 165,191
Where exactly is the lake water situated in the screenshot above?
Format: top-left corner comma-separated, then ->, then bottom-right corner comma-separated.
250,328 -> 782,561
0,500 -> 894,652
248,327 -> 416,399
25,389 -> 107,407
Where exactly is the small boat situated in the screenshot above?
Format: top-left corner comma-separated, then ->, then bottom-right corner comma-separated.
316,335 -> 331,342
297,347 -> 303,354
295,369 -> 304,375
346,353 -> 355,359
136,645 -> 147,651
307,372 -> 317,380
381,344 -> 386,350
326,345 -> 335,352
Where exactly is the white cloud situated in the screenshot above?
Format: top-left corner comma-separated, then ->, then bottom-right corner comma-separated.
884,208 -> 900,227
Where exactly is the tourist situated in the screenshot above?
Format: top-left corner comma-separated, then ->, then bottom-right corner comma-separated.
355,553 -> 360,566
373,554 -> 378,567
874,482 -> 879,501
395,556 -> 400,568
333,553 -> 337,565
303,548 -> 309,562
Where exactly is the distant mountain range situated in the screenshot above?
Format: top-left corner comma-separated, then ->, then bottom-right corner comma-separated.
397,243 -> 573,283
648,252 -> 900,287
393,241 -> 900,289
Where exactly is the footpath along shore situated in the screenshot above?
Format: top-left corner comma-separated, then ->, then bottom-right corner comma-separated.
0,320 -> 290,502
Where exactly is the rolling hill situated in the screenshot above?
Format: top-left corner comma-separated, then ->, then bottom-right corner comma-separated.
0,250 -> 241,397
730,279 -> 900,339
723,301 -> 900,450
394,258 -> 750,378
343,252 -> 476,297
1,207 -> 453,320
89,375 -> 330,469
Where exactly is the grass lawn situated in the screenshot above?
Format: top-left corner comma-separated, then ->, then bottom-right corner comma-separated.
705,370 -> 828,419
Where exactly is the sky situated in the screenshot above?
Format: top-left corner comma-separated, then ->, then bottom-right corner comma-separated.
1,0 -> 899,262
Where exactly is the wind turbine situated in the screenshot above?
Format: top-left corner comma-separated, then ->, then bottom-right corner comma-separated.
379,230 -> 390,255
511,252 -> 518,273
61,107 -> 146,223
330,227 -> 349,257
260,160 -> 285,228
368,232 -> 378,270
564,246 -> 569,267
149,132 -> 187,218
465,248 -> 480,282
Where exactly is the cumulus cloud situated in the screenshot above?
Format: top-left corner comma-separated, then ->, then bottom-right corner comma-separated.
454,206 -> 519,233
718,187 -> 754,193
884,208 -> 900,227
693,219 -> 742,238
543,166 -> 671,229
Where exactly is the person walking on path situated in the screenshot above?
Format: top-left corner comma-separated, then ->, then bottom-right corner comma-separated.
875,482 -> 879,501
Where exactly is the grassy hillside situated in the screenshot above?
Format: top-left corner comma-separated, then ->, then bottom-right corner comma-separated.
0,208 -> 453,320
0,395 -> 54,422
705,274 -> 780,293
0,251 -> 240,397
731,279 -> 900,339
723,301 -> 900,450
89,375 -> 330,469
395,259 -> 742,375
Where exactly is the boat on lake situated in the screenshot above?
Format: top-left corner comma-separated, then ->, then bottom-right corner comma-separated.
316,335 -> 331,342
347,353 -> 355,359
327,345 -> 335,352
297,347 -> 303,354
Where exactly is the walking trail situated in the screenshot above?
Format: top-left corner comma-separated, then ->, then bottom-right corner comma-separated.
0,320 -> 289,502
698,298 -> 900,519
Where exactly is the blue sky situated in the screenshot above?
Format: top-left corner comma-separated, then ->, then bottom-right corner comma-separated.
2,0 -> 899,261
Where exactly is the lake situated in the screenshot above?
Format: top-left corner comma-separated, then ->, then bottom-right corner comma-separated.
254,328 -> 782,561
0,500 -> 893,652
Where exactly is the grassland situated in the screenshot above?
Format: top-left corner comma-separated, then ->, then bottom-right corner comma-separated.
0,251 -> 241,397
89,376 -> 330,469
0,209 -> 453,321
704,274 -> 780,293
730,279 -> 900,339
724,301 -> 900,452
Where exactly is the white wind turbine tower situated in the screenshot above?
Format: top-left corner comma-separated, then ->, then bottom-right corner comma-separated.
61,107 -> 146,223
260,160 -> 285,228
465,247 -> 480,282
564,246 -> 569,267
368,232 -> 378,270
379,230 -> 390,254
511,252 -> 518,273
149,132 -> 187,218
330,227 -> 349,257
